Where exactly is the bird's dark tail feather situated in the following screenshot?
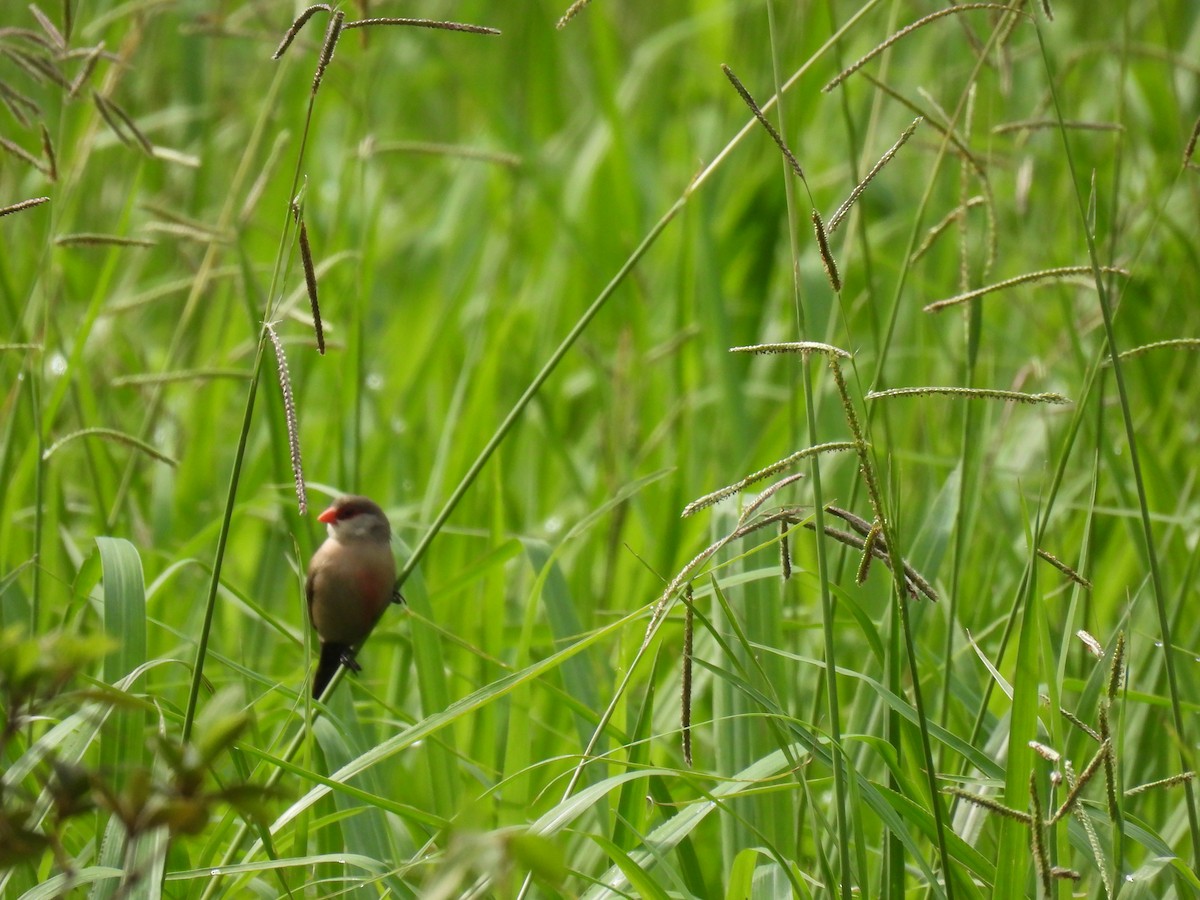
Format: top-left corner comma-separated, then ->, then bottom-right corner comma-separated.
313,643 -> 362,698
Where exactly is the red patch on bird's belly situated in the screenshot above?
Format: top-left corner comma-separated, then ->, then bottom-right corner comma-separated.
357,569 -> 391,612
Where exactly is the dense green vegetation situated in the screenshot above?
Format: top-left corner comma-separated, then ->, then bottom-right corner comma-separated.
3,1 -> 1199,896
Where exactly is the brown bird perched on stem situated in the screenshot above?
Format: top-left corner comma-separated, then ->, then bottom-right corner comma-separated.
306,495 -> 398,698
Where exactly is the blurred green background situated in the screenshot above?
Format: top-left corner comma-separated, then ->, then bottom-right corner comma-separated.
2,1 -> 1199,896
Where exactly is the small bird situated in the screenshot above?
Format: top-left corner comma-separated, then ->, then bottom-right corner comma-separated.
306,495 -> 397,698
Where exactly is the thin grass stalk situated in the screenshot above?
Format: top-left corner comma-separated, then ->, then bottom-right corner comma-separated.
762,4 -> 850,888
820,3 -> 901,889
30,373 -> 44,636
822,30 -> 1083,863
681,585 -> 694,766
183,12 -> 347,769
860,72 -> 998,276
1029,772 -> 1051,896
510,9 -> 887,896
911,197 -> 984,262
1034,22 -> 1200,869
953,20 -> 1132,888
180,345 -> 265,743
941,281 -> 983,755
862,36 -> 1006,394
959,258 -> 1118,809
396,198 -> 684,590
832,358 -> 955,889
41,427 -> 176,466
959,84 -> 975,293
106,67 -> 290,525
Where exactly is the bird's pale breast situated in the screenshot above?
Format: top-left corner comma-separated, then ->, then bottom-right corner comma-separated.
308,538 -> 396,645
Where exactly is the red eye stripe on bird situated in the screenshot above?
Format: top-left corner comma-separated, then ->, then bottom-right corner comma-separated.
305,495 -> 397,698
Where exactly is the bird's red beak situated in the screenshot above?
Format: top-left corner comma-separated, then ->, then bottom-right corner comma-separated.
318,505 -> 338,524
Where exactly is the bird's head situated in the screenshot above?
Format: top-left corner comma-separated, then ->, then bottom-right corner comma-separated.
318,496 -> 392,544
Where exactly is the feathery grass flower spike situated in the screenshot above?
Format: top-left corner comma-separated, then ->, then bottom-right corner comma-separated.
1184,115 -> 1200,167
68,42 -> 105,97
556,0 -> 596,30
55,233 -> 156,247
295,219 -> 324,354
0,135 -> 47,173
1111,337 -> 1200,362
0,196 -> 50,218
343,18 -> 500,36
1029,772 -> 1051,896
824,5 -> 1026,92
730,341 -> 850,359
828,117 -> 922,232
266,323 -> 306,515
924,265 -> 1129,313
91,90 -> 133,148
867,386 -> 1070,405
812,210 -> 841,292
721,64 -> 805,182
39,124 -> 56,181
100,94 -> 154,155
311,10 -> 345,96
856,520 -> 882,585
1035,548 -> 1091,588
272,5 -> 331,60
681,442 -> 851,518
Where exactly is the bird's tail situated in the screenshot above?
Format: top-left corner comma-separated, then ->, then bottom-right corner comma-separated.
313,642 -> 358,698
